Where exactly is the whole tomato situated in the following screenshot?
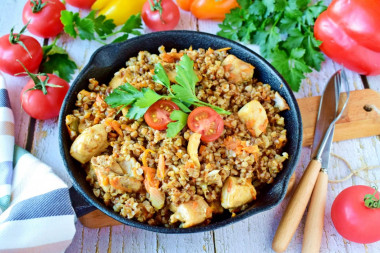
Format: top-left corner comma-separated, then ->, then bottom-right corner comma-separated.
22,0 -> 66,38
142,0 -> 180,31
21,74 -> 69,120
66,0 -> 96,9
331,185 -> 380,244
0,27 -> 43,76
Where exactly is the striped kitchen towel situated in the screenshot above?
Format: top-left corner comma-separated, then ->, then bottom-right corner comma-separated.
0,73 -> 76,252
0,73 -> 14,213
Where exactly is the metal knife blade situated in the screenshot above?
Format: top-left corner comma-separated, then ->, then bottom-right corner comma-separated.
310,71 -> 340,159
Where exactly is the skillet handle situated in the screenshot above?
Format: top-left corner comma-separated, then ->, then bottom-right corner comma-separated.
272,159 -> 321,253
302,171 -> 328,253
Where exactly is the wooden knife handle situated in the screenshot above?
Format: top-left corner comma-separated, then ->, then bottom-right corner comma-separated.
272,159 -> 321,253
302,171 -> 328,253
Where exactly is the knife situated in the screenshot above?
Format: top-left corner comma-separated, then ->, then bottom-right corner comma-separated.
272,71 -> 345,253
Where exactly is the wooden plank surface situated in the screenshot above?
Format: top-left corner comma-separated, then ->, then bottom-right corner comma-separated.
1,1 -> 380,253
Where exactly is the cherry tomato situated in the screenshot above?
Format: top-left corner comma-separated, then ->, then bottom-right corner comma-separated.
66,0 -> 96,9
21,74 -> 69,120
0,33 -> 43,76
144,100 -> 179,130
142,0 -> 180,31
22,0 -> 66,38
187,106 -> 224,142
331,185 -> 380,244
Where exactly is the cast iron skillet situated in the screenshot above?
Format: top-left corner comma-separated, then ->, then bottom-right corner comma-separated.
59,31 -> 303,233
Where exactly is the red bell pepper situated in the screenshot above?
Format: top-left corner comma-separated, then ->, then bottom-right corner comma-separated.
314,0 -> 380,75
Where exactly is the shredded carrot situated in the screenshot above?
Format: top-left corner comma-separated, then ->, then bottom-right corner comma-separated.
93,117 -> 100,124
162,52 -> 184,63
105,119 -> 123,136
142,149 -> 155,167
157,154 -> 165,180
199,145 -> 207,155
142,166 -> 159,188
216,47 -> 231,52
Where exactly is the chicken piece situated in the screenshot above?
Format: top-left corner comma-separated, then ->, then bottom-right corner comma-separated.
118,156 -> 144,181
109,67 -> 135,89
170,196 -> 212,228
222,55 -> 254,84
238,100 -> 268,137
91,155 -> 142,193
221,177 -> 257,209
187,132 -> 201,168
70,124 -> 109,164
274,92 -> 290,111
146,185 -> 165,210
162,63 -> 177,83
109,176 -> 142,193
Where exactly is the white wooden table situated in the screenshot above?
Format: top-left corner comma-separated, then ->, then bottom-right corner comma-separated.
1,1 -> 380,252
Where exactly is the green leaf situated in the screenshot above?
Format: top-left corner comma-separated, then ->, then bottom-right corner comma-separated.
175,54 -> 198,95
126,105 -> 148,120
112,34 -> 129,43
303,35 -> 324,70
120,13 -> 143,33
86,11 -> 116,38
41,44 -> 77,82
166,110 -> 188,138
133,88 -> 162,108
171,98 -> 191,113
76,18 -> 95,40
282,29 -> 304,51
153,63 -> 171,90
105,83 -> 143,107
60,11 -> 78,38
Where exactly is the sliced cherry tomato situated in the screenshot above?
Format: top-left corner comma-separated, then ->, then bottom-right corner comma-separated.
66,0 -> 96,9
187,106 -> 224,142
22,0 -> 66,38
21,73 -> 69,120
144,100 -> 179,130
142,0 -> 180,31
0,27 -> 43,76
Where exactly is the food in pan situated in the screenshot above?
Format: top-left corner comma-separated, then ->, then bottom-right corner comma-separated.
66,46 -> 289,228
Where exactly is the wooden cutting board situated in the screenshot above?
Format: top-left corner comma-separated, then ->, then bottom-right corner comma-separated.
79,89 -> 380,228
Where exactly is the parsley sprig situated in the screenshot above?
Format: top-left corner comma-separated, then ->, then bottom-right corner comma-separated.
105,54 -> 230,137
60,11 -> 142,44
217,0 -> 327,91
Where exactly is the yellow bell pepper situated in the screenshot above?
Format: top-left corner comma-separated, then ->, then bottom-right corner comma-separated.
92,0 -> 145,26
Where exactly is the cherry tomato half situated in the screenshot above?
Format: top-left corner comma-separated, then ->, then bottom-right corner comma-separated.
22,0 -> 66,38
144,100 -> 179,130
187,106 -> 224,142
142,0 -> 180,31
21,74 -> 69,120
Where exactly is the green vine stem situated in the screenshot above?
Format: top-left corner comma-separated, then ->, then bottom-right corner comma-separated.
364,187 -> 380,208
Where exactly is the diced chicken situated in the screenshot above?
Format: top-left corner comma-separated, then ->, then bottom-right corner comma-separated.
170,196 -> 212,228
221,177 -> 257,209
118,156 -> 143,180
206,170 -> 222,187
90,155 -> 142,193
146,185 -> 165,210
187,132 -> 202,168
210,201 -> 224,214
70,124 -> 109,164
222,55 -> 254,84
274,92 -> 290,111
238,100 -> 268,137
109,67 -> 133,89
162,63 -> 177,83
109,176 -> 142,193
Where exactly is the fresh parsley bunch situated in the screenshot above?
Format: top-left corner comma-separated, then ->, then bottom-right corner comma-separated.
218,0 -> 327,91
105,55 -> 230,137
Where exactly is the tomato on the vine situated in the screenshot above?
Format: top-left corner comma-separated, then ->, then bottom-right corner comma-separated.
144,100 -> 179,130
187,106 -> 224,142
66,0 -> 96,9
22,0 -> 66,38
0,26 -> 43,76
331,185 -> 380,244
142,0 -> 180,31
21,72 -> 69,120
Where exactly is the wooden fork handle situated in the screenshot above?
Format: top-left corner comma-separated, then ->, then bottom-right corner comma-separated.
302,171 -> 328,253
272,159 -> 321,253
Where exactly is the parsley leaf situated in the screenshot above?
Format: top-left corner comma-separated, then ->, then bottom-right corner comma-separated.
133,88 -> 162,108
105,83 -> 143,107
153,63 -> 171,90
217,0 -> 327,91
166,110 -> 188,138
86,11 -> 116,39
41,42 -> 77,82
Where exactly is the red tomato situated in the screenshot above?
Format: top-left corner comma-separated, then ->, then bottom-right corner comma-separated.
66,0 -> 96,9
0,33 -> 43,76
22,0 -> 66,38
331,185 -> 380,244
142,0 -> 180,31
144,100 -> 179,130
21,74 -> 69,120
187,106 -> 224,142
